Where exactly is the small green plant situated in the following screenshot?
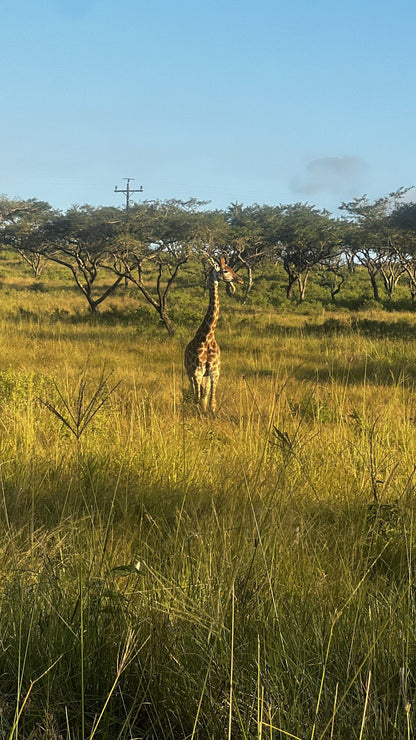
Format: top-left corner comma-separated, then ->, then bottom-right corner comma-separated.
39,366 -> 120,441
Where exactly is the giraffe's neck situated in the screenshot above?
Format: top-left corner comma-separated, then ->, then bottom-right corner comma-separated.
196,270 -> 220,340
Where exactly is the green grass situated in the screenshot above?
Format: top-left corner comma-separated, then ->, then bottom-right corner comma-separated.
1,257 -> 416,737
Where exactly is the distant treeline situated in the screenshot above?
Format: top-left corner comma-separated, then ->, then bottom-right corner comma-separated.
1,188 -> 416,332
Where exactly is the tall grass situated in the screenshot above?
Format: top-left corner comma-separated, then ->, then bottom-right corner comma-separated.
1,262 -> 416,737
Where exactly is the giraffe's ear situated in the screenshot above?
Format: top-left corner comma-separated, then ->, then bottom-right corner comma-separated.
219,257 -> 226,269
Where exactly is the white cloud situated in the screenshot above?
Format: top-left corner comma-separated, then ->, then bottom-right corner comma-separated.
291,156 -> 367,196
399,186 -> 416,204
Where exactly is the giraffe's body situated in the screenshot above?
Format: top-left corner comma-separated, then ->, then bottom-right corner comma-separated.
185,258 -> 243,414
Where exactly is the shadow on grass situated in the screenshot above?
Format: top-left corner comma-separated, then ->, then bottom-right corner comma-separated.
284,356 -> 416,387
306,316 -> 416,340
7,304 -> 158,328
261,316 -> 416,340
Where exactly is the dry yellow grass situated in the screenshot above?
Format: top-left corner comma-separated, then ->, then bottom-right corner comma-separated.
0,261 -> 416,737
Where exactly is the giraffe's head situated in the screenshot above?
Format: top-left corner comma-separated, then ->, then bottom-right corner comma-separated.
212,257 -> 244,292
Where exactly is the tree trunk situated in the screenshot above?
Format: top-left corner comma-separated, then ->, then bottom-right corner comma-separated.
346,253 -> 356,274
408,278 -> 416,303
297,269 -> 310,302
331,285 -> 340,302
286,274 -> 297,300
242,264 -> 253,304
369,271 -> 380,301
159,308 -> 175,335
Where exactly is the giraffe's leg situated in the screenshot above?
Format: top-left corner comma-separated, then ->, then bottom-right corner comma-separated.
208,370 -> 219,415
209,385 -> 216,414
200,375 -> 210,413
190,376 -> 200,404
191,366 -> 206,409
206,351 -> 220,415
185,345 -> 201,404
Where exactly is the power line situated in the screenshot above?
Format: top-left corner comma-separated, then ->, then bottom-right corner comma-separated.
114,177 -> 143,212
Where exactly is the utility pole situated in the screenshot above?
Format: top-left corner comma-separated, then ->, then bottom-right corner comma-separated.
114,177 -> 143,213
114,178 -> 143,289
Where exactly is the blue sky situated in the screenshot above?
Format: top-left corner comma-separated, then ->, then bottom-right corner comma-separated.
2,0 -> 415,214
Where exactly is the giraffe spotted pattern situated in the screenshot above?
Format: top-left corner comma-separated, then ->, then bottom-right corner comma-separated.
185,257 -> 243,414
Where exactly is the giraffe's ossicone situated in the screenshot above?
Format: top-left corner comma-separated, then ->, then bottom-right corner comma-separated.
184,257 -> 244,414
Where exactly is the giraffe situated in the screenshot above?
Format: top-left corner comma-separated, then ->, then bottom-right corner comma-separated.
185,256 -> 244,414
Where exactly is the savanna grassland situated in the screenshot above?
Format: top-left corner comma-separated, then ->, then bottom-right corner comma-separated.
2,253 -> 416,739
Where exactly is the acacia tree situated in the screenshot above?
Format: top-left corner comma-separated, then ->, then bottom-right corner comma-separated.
224,203 -> 279,302
340,189 -> 411,301
319,255 -> 348,302
0,197 -> 56,276
389,200 -> 416,301
109,199 -> 206,335
272,203 -> 339,301
38,205 -> 124,312
185,208 -> 240,294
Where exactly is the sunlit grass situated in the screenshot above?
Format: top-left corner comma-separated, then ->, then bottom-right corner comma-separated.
1,260 -> 416,736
